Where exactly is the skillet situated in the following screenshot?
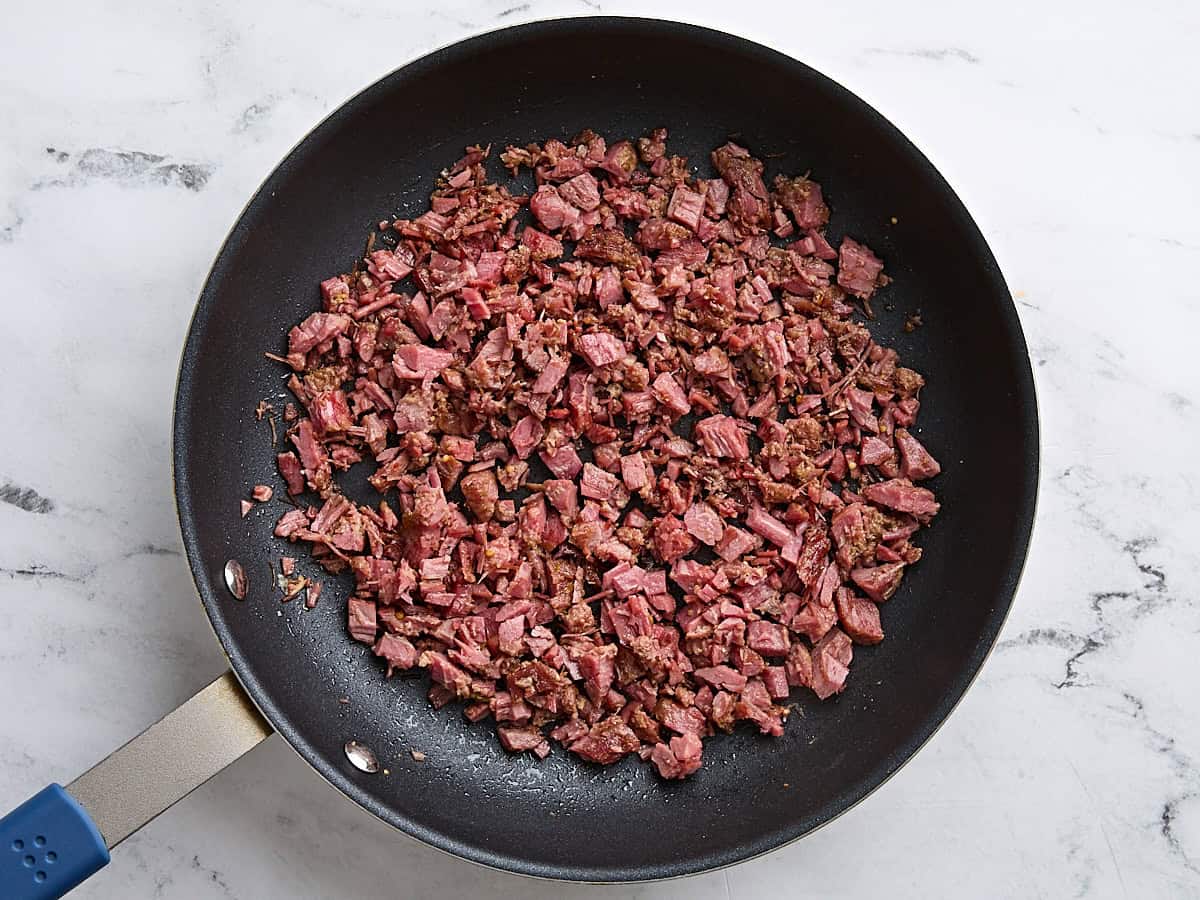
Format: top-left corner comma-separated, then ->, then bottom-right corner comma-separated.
0,16 -> 1037,896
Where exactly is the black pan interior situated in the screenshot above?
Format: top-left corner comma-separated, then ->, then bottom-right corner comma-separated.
174,17 -> 1038,882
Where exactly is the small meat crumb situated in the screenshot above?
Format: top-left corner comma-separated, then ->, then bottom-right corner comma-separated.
411,750 -> 426,761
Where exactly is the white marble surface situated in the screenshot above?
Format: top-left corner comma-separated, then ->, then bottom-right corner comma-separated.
1,0 -> 1198,896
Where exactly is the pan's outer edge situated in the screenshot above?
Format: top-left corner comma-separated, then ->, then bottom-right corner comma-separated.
172,15 -> 1040,883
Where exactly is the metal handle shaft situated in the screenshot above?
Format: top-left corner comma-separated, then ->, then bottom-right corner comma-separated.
66,670 -> 272,849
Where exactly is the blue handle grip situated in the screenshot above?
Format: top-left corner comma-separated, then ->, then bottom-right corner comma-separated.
0,785 -> 109,899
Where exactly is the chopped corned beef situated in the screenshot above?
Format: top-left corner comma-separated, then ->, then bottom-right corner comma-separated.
694,414 -> 750,459
684,502 -> 724,546
264,130 -> 938,780
837,236 -> 885,300
894,428 -> 941,481
578,331 -> 627,367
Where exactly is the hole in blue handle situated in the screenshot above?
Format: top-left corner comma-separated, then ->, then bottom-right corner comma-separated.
45,851 -> 58,863
35,871 -> 47,883
10,839 -> 23,851
23,854 -> 35,867
33,836 -> 46,847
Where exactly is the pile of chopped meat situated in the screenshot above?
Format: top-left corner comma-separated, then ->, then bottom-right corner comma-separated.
268,129 -> 940,779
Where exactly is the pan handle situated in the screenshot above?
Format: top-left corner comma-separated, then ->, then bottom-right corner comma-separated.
0,671 -> 272,899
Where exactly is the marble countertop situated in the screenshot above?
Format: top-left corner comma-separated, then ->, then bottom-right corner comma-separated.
2,1 -> 1197,897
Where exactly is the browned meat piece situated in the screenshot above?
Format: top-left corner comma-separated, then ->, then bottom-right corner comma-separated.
575,228 -> 642,268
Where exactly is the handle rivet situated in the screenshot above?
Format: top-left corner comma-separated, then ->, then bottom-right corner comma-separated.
344,740 -> 380,773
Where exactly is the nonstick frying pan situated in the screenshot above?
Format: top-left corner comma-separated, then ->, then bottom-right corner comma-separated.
0,16 -> 1038,897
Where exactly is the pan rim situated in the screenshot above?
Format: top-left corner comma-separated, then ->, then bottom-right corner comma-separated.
172,14 -> 1040,883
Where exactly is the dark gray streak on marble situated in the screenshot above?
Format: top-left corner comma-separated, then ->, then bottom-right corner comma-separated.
998,627 -> 1084,651
0,480 -> 55,514
1162,797 -> 1199,874
865,47 -> 981,64
497,3 -> 530,15
1055,541 -> 1171,689
0,565 -> 86,583
1116,692 -> 1200,874
125,543 -> 183,559
37,148 -> 214,192
1048,468 -> 1175,690
191,854 -> 237,898
1041,464 -> 1196,870
1054,593 -> 1125,689
0,210 -> 23,243
1166,391 -> 1192,411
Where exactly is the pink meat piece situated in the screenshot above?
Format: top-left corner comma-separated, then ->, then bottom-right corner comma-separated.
308,390 -> 354,434
746,506 -> 794,547
845,387 -> 878,433
274,508 -> 309,539
580,463 -> 620,501
393,345 -> 455,380
569,717 -> 640,765
593,267 -> 624,307
850,562 -> 905,602
762,667 -> 790,700
288,312 -> 351,356
368,249 -> 413,282
650,733 -> 703,780
835,588 -> 884,645
704,179 -> 729,216
653,515 -> 695,564
498,616 -> 526,656
498,725 -> 547,754
621,453 -> 650,490
651,372 -> 691,416
837,237 -> 885,300
543,479 -> 579,519
693,665 -> 748,692
860,436 -> 893,466
578,331 -> 627,367
374,634 -> 418,673
558,172 -> 602,211
777,177 -> 828,230
532,355 -> 569,394
684,503 -> 723,546
747,621 -> 790,658
810,628 -> 853,699
509,415 -> 545,459
784,642 -> 813,687
693,415 -> 749,459
578,650 -> 615,704
320,277 -> 350,306
276,452 -> 305,496
716,526 -> 760,562
599,141 -> 638,181
862,479 -> 940,518
667,185 -> 706,231
348,597 -> 377,644
895,429 -> 941,480
540,444 -> 583,479
530,184 -> 580,231
521,226 -> 564,261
